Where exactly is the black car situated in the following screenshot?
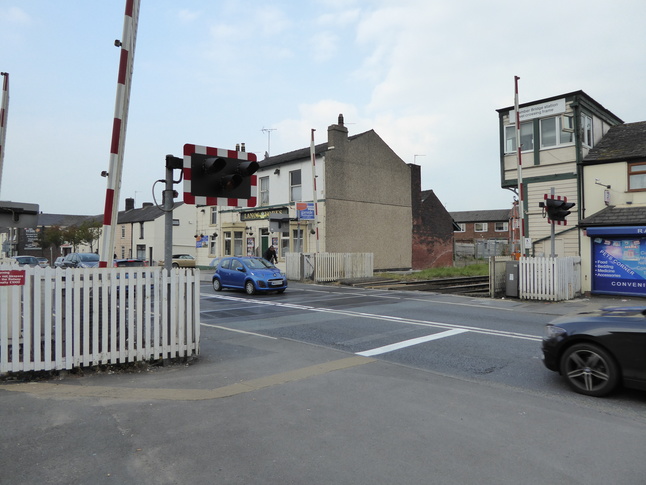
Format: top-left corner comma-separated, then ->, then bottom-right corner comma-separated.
542,306 -> 646,396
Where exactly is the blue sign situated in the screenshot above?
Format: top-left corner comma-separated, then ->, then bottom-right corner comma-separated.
297,202 -> 315,221
592,235 -> 646,296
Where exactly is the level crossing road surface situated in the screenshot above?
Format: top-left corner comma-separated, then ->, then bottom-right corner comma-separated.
201,280 -> 645,417
1,281 -> 644,485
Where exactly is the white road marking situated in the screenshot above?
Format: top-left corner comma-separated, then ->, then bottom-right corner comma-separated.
201,323 -> 277,339
202,294 -> 542,342
356,328 -> 469,357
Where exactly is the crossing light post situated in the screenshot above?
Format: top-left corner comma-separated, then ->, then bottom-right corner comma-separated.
183,144 -> 259,207
539,189 -> 576,257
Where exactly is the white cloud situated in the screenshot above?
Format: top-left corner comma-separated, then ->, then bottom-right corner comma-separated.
1,6 -> 31,25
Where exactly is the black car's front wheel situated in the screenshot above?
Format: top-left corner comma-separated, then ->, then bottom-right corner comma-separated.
560,343 -> 619,397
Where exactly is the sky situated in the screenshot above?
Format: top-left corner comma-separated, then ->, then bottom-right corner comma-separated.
1,0 -> 645,216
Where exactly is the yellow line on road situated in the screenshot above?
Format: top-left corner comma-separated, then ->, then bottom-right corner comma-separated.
0,356 -> 375,402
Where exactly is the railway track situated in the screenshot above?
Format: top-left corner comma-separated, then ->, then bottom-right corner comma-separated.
344,275 -> 490,297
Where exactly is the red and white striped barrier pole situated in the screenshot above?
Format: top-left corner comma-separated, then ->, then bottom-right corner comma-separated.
0,72 -> 9,197
99,0 -> 141,267
310,129 -> 320,253
514,75 -> 526,257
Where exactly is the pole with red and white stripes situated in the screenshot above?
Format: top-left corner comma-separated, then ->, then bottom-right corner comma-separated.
0,72 -> 9,198
99,0 -> 141,267
514,75 -> 526,257
310,129 -> 320,253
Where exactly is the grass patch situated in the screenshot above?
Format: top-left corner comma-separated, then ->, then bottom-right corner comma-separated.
377,263 -> 488,281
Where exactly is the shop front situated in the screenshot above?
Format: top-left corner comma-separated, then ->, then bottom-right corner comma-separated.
587,226 -> 646,297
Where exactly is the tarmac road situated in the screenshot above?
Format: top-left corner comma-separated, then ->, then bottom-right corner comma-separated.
1,284 -> 645,485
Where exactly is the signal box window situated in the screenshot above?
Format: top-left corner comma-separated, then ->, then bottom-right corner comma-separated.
505,122 -> 534,153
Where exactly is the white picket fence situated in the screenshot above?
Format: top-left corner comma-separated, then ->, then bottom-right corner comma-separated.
518,256 -> 581,301
285,252 -> 374,282
0,265 -> 200,374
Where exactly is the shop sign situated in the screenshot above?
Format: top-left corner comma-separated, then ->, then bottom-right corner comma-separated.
592,236 -> 646,296
241,208 -> 288,221
296,202 -> 315,221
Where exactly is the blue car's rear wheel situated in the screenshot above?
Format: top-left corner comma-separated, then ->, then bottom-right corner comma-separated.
245,280 -> 256,295
212,278 -> 222,292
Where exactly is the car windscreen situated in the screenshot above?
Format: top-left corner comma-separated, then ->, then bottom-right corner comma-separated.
79,254 -> 100,262
244,258 -> 274,269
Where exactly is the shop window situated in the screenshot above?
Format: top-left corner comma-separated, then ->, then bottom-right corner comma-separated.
628,162 -> 646,191
281,231 -> 290,257
224,231 -> 232,255
234,231 -> 243,256
475,223 -> 488,232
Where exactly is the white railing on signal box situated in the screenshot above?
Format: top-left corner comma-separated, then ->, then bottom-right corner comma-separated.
0,265 -> 200,374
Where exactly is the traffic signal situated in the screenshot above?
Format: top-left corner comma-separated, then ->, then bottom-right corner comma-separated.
542,196 -> 575,223
183,144 -> 259,207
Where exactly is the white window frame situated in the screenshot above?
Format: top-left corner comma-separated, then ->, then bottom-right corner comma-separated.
259,176 -> 269,206
456,223 -> 466,233
290,170 -> 302,202
582,114 -> 594,148
540,115 -> 575,149
505,121 -> 534,153
474,222 -> 488,232
210,207 -> 217,225
494,222 -> 508,232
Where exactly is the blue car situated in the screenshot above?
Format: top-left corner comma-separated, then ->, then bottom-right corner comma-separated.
212,256 -> 287,295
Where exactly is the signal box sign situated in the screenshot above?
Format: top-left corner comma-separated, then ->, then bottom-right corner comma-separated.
183,144 -> 257,208
0,270 -> 26,286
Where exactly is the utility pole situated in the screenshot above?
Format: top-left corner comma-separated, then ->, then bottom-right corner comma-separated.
0,72 -> 9,197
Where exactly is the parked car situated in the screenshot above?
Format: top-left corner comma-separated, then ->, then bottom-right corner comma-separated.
542,306 -> 646,396
212,256 -> 287,295
172,254 -> 196,268
54,256 -> 65,268
62,252 -> 100,268
113,258 -> 148,267
10,255 -> 40,267
37,257 -> 49,268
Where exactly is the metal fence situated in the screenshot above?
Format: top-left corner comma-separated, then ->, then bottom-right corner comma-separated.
285,252 -> 373,282
0,265 -> 200,374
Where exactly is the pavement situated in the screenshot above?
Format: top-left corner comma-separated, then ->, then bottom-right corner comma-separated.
1,274 -> 645,484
